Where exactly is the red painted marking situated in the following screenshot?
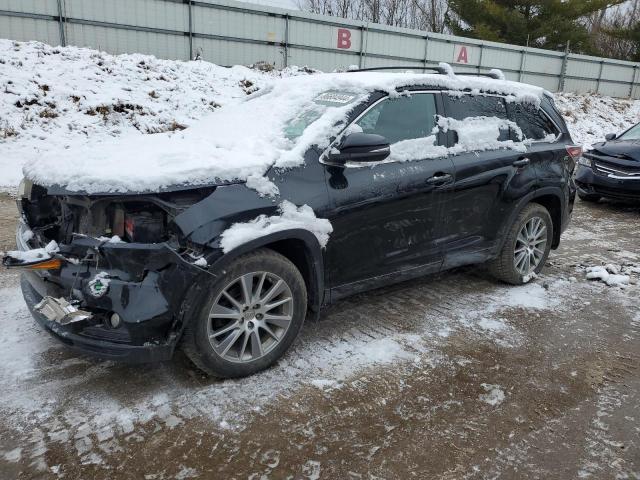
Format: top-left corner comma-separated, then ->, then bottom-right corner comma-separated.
456,46 -> 468,64
337,28 -> 352,49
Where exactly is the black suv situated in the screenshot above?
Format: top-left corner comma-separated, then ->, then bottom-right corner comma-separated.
6,69 -> 577,378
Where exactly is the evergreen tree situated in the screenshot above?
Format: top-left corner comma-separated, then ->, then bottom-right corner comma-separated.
446,0 -> 625,53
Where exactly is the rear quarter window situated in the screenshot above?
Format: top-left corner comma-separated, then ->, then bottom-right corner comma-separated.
507,103 -> 559,141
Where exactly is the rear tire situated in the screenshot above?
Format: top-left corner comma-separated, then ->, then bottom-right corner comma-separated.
578,191 -> 601,203
181,248 -> 307,378
488,203 -> 554,285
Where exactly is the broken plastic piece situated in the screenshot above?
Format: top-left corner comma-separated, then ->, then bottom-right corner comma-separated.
34,297 -> 91,325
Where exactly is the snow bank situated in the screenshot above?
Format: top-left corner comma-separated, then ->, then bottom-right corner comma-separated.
0,40 -> 276,190
554,92 -> 640,149
219,201 -> 333,253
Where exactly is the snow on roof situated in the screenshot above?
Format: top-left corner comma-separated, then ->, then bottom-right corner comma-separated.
21,66 -> 545,195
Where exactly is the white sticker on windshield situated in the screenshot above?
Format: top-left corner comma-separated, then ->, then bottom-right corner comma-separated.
314,91 -> 357,105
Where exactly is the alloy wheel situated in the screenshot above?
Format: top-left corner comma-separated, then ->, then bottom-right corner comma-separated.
207,271 -> 294,363
514,216 -> 547,276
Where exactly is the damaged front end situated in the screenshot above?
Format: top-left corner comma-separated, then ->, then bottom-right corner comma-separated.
6,180 -> 223,362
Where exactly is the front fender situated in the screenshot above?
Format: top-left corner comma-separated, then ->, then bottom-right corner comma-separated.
174,183 -> 277,246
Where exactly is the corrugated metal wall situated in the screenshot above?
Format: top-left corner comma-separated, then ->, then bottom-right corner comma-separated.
1,0 -> 640,98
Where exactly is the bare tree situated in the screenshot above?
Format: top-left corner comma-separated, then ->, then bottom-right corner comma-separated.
586,0 -> 640,60
298,0 -> 450,32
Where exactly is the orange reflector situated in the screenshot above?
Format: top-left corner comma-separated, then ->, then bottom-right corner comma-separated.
24,258 -> 63,270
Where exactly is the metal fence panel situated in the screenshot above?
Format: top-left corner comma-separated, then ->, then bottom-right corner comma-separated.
64,0 -> 189,31
0,0 -> 58,16
1,0 -> 640,98
288,19 -> 361,56
601,63 -> 634,82
365,30 -> 424,63
289,47 -> 356,71
566,59 -> 600,79
0,16 -> 60,44
65,23 -> 189,60
194,36 -> 281,66
599,80 -> 634,98
194,4 -> 284,43
480,47 -> 522,72
564,78 -> 598,94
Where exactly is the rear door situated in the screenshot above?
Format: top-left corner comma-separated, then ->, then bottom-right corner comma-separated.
440,93 -> 538,268
324,91 -> 455,297
506,100 -> 565,190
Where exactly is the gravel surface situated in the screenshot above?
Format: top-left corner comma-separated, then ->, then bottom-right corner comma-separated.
0,194 -> 638,479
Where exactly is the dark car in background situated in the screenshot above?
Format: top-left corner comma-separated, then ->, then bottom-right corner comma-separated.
576,123 -> 640,202
6,70 -> 578,378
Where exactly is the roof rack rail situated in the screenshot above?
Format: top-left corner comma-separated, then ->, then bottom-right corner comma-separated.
347,65 -> 449,74
346,66 -> 506,80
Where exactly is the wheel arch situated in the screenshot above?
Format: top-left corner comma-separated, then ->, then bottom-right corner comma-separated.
207,229 -> 325,317
497,187 -> 565,253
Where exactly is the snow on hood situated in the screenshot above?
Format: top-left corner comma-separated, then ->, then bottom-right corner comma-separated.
22,71 -> 544,195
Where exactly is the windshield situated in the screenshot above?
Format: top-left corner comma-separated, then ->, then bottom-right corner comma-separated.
283,90 -> 360,141
618,123 -> 640,141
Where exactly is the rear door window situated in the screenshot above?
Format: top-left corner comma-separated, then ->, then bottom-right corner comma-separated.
444,95 -> 511,142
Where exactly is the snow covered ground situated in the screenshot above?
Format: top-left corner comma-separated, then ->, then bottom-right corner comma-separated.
2,39 -> 640,192
0,196 -> 638,478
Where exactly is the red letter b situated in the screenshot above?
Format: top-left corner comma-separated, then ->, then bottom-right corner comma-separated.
337,29 -> 352,49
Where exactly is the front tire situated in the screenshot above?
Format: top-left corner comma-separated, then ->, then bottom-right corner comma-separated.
488,203 -> 554,285
181,249 -> 307,378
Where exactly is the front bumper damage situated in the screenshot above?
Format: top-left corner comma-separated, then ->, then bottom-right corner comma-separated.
13,221 -> 208,363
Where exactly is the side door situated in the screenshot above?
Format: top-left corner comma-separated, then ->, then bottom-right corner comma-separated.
440,93 -> 538,268
323,91 -> 455,298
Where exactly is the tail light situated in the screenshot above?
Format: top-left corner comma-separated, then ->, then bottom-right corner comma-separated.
566,145 -> 583,160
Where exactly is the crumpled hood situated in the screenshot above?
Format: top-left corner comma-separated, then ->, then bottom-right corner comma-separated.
40,178 -> 240,196
590,140 -> 640,162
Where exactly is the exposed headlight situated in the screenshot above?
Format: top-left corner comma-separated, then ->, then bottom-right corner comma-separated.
578,156 -> 592,168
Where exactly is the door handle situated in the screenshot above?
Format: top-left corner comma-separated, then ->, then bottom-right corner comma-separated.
426,173 -> 453,185
513,157 -> 530,167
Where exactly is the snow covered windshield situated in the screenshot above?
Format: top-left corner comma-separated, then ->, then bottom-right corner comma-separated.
283,91 -> 359,141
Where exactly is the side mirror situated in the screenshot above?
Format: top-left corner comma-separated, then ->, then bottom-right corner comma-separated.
605,133 -> 617,141
328,133 -> 390,163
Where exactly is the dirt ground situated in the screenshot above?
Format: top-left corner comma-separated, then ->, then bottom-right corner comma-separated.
0,193 -> 638,480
